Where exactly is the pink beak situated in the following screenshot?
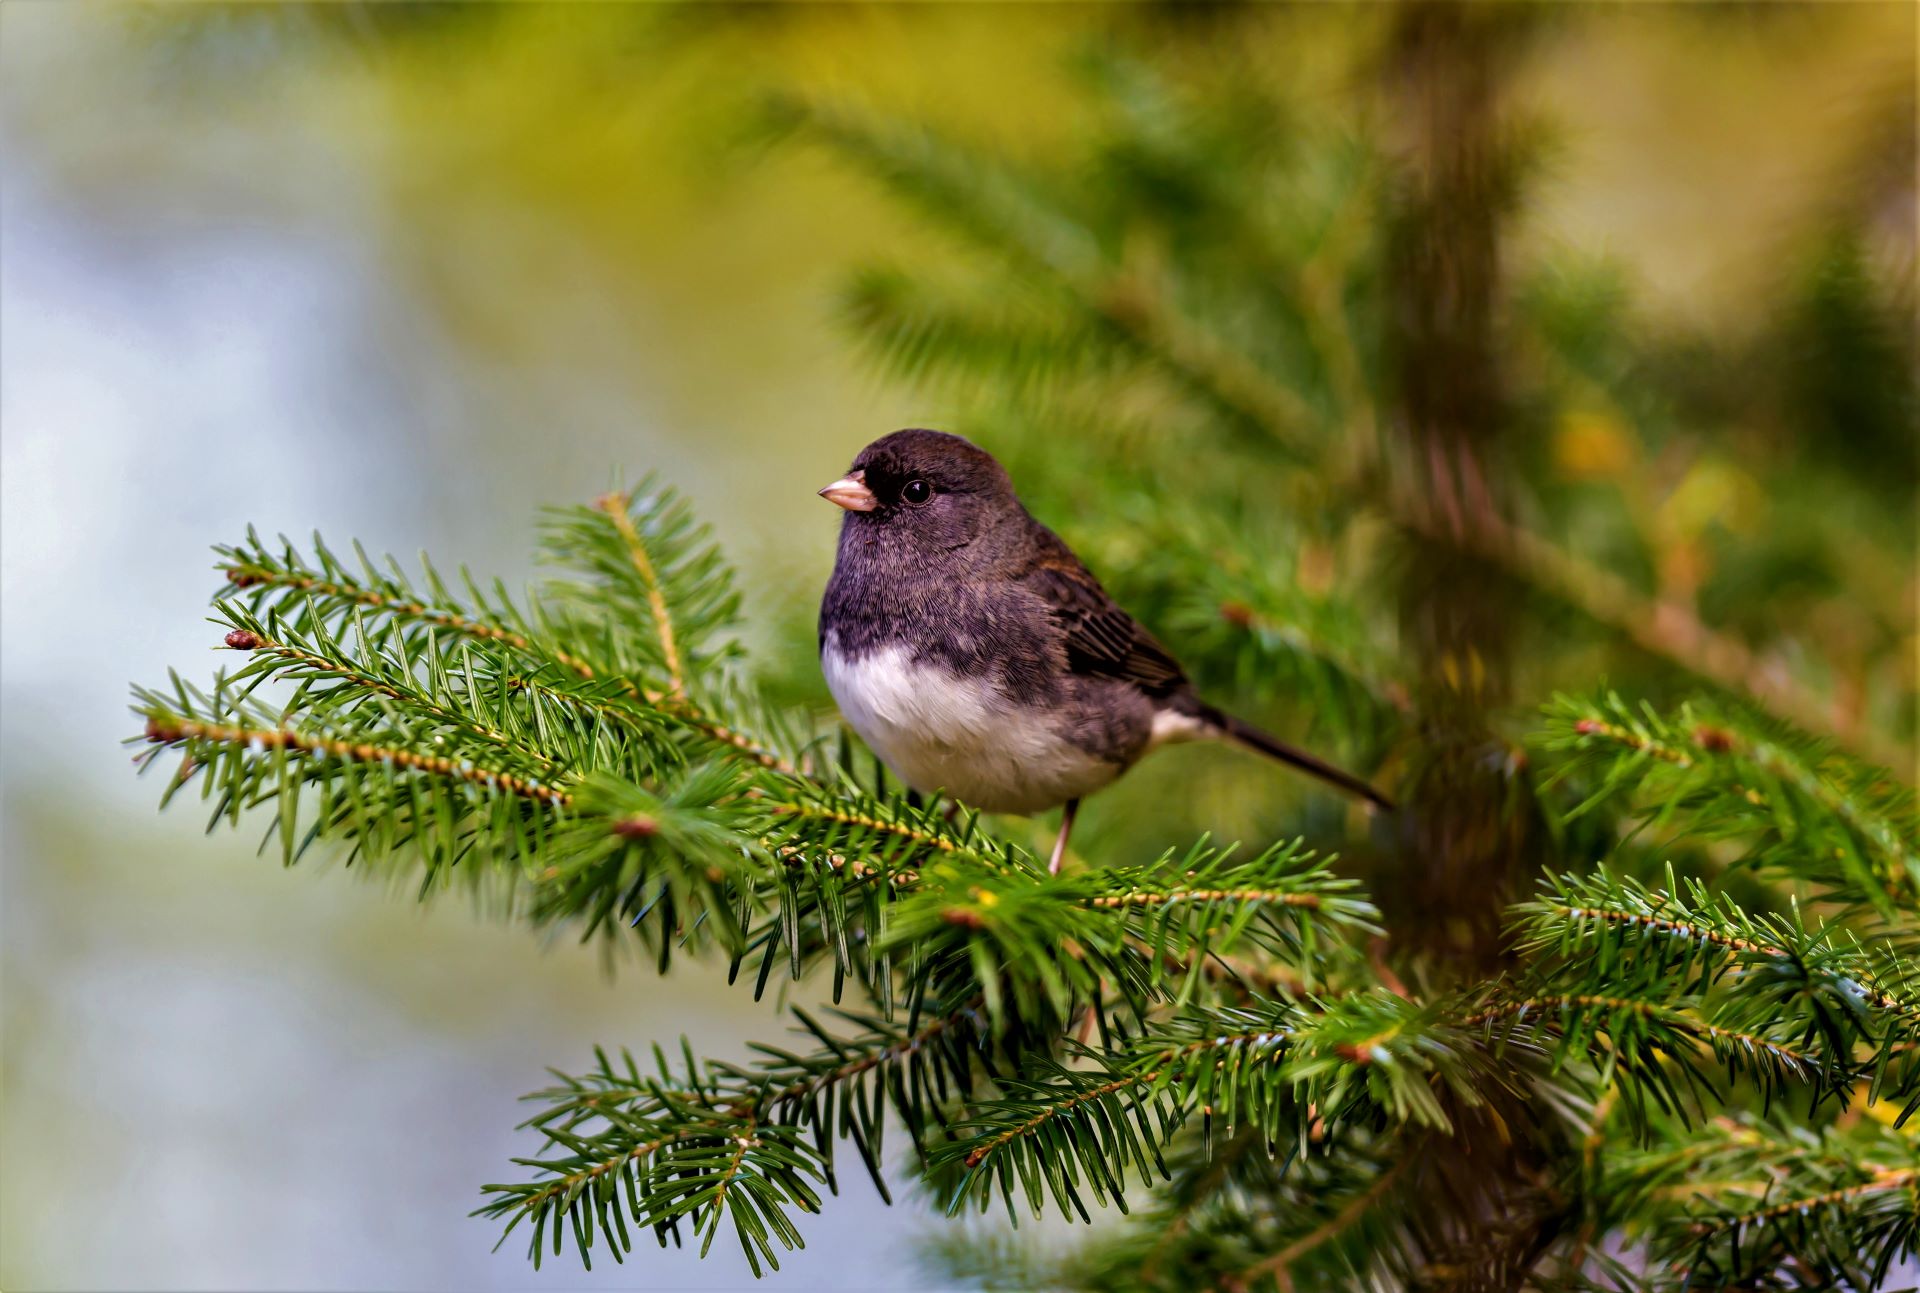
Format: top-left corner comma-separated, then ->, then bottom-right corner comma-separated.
818,470 -> 878,512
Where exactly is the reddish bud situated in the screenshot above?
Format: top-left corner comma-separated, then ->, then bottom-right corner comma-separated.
225,568 -> 264,588
1219,600 -> 1256,630
612,815 -> 659,839
224,629 -> 261,651
941,908 -> 985,930
1693,725 -> 1735,753
1573,719 -> 1605,735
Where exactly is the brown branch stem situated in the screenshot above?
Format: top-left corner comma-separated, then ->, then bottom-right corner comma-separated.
238,636 -> 557,772
1551,902 -> 1920,1025
597,492 -> 687,698
769,801 -> 961,854
223,563 -> 601,681
1463,995 -> 1816,1069
1411,509 -> 1907,768
142,715 -> 572,805
962,1027 -> 1298,1170
1702,1168 -> 1920,1230
1240,1155 -> 1412,1288
1087,887 -> 1324,911
755,995 -> 987,1113
505,1123 -> 721,1216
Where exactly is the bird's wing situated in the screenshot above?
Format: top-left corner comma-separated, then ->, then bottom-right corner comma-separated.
1018,532 -> 1189,699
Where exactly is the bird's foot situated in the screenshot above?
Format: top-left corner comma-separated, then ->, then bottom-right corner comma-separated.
1047,799 -> 1079,875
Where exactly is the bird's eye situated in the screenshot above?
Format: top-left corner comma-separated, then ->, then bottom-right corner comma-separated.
900,479 -> 933,506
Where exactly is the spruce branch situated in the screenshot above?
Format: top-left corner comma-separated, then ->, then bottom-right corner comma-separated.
1397,498 -> 1907,767
593,488 -> 690,696
133,671 -> 574,892
214,520 -> 796,774
1538,692 -> 1920,910
134,685 -> 889,973
967,1127 -> 1447,1293
1465,993 -> 1826,1120
220,528 -> 605,683
1605,1115 -> 1920,1289
138,483 -> 1404,1274
1234,1154 -> 1412,1289
784,95 -> 1327,458
139,468 -> 1915,1282
217,613 -> 565,775
881,840 -> 1377,1024
937,989 -> 1506,1224
475,1043 -> 828,1276
840,263 -> 1125,401
536,482 -> 741,684
1515,868 -> 1920,1128
541,485 -> 806,771
484,989 -> 1010,1270
1465,875 -> 1920,1151
1518,867 -> 1920,1031
140,711 -> 571,807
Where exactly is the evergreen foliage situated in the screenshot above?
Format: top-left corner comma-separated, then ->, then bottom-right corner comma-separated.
133,9 -> 1915,1288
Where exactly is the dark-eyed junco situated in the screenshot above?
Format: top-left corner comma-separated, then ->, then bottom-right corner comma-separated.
818,429 -> 1391,873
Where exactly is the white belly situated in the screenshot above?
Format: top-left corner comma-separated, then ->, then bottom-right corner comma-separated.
821,636 -> 1122,815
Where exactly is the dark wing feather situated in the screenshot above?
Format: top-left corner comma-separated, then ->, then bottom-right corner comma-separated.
1019,534 -> 1189,699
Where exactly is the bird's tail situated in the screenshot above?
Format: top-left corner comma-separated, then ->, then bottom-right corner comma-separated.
1198,705 -> 1395,812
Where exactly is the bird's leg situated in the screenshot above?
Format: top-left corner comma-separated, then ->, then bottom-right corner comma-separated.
1047,798 -> 1079,875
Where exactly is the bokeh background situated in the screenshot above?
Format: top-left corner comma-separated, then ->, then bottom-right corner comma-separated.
2,4 -> 1912,1289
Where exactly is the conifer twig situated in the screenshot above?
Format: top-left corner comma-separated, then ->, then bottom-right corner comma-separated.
1238,1155 -> 1411,1288
141,715 -> 573,806
596,489 -> 687,698
223,560 -> 603,681
1407,501 -> 1907,768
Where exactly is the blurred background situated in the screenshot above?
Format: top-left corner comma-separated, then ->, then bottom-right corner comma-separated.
2,4 -> 1911,1289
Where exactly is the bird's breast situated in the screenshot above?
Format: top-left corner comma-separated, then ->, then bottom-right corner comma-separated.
820,634 -> 1121,815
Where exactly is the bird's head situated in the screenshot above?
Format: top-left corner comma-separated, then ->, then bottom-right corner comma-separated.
819,429 -> 1021,557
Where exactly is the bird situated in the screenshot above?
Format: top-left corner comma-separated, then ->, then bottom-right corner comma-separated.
817,429 -> 1392,874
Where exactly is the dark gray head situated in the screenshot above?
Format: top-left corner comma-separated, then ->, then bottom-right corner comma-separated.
819,430 -> 1023,560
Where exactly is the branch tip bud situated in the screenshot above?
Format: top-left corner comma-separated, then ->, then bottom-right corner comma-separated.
1692,725 -> 1735,753
224,629 -> 261,651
